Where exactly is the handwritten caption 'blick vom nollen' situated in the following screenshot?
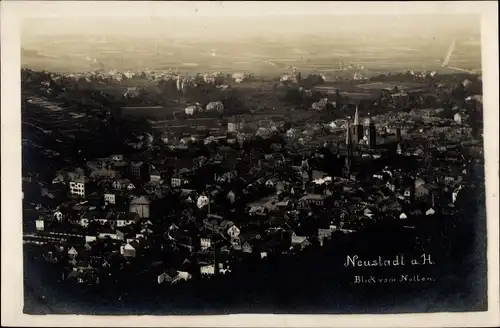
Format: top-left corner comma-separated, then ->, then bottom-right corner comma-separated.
344,253 -> 436,284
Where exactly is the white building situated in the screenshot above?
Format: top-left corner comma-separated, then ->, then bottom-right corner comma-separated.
171,177 -> 182,188
197,195 -> 210,209
185,103 -> 202,116
69,179 -> 85,197
200,237 -> 212,250
104,193 -> 116,205
200,264 -> 215,275
35,217 -> 45,231
227,225 -> 241,238
205,101 -> 224,113
203,74 -> 216,84
232,72 -> 246,83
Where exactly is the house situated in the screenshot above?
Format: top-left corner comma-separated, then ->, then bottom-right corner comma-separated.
40,183 -> 67,203
200,237 -> 212,250
78,212 -> 95,228
66,267 -> 99,285
111,154 -> 124,162
112,179 -> 135,191
176,270 -> 192,282
299,194 -> 330,207
115,227 -> 128,241
157,269 -> 187,284
214,170 -> 237,183
227,225 -> 241,239
318,228 -> 332,246
104,193 -> 116,205
291,233 -> 307,246
129,161 -> 148,180
200,264 -> 215,275
35,217 -> 45,231
120,242 -> 137,258
52,173 -> 65,184
452,185 -> 463,203
149,168 -> 162,183
231,237 -> 242,250
403,188 -> 412,198
115,212 -> 141,227
171,177 -> 183,188
68,246 -> 79,259
300,239 -> 312,250
69,174 -> 86,198
226,190 -> 236,204
171,169 -> 191,188
140,226 -> 154,239
98,232 -> 118,240
242,241 -> 253,254
444,176 -> 456,185
129,195 -> 151,219
52,209 -> 64,222
84,242 -> 93,252
89,167 -> 116,180
290,233 -> 311,250
196,195 -> 210,209
386,181 -> 396,192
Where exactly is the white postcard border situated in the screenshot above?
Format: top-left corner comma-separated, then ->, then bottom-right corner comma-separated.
2,1 -> 498,327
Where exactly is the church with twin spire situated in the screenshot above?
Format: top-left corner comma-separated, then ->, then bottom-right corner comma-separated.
343,105 -> 378,178
347,105 -> 377,150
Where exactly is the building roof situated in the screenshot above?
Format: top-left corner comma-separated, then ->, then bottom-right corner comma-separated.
299,194 -> 329,201
130,195 -> 151,205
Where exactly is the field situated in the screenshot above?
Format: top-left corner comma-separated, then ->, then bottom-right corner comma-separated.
22,16 -> 482,76
356,81 -> 427,91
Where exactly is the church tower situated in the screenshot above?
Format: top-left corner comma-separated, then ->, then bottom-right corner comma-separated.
351,105 -> 364,145
365,113 -> 377,149
343,118 -> 352,177
396,127 -> 402,143
396,143 -> 402,155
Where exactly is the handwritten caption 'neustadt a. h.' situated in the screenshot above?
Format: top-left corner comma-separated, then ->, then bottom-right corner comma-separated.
344,253 -> 437,284
344,253 -> 435,268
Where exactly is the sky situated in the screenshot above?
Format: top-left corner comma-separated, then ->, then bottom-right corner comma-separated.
22,15 -> 480,41
17,2 -> 482,73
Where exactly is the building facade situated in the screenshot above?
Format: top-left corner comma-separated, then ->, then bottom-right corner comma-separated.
69,180 -> 85,197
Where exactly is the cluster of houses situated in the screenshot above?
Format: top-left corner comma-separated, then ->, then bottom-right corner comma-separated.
26,121 -> 473,286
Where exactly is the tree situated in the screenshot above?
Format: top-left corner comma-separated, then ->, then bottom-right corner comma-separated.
301,74 -> 325,88
284,88 -> 303,106
325,101 -> 335,118
334,89 -> 343,106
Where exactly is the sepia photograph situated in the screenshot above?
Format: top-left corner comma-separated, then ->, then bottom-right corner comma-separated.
1,1 -> 499,327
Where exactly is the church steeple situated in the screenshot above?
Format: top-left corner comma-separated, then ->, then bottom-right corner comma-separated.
353,105 -> 360,126
351,106 -> 364,144
366,112 -> 377,149
345,118 -> 352,147
344,117 -> 352,178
